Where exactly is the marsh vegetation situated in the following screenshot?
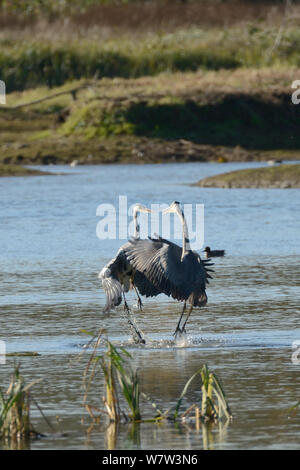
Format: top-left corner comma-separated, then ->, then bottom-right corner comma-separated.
1,1 -> 300,167
82,331 -> 232,426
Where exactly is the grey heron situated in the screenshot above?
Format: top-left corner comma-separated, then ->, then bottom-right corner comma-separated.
203,246 -> 225,258
124,201 -> 213,337
99,203 -> 162,343
99,203 -> 156,315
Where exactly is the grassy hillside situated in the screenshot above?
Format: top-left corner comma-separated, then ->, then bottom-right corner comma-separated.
0,2 -> 300,91
1,24 -> 300,92
1,68 -> 300,165
1,1 -> 300,165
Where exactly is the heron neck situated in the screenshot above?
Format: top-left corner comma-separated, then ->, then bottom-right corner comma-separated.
176,207 -> 190,260
133,210 -> 140,238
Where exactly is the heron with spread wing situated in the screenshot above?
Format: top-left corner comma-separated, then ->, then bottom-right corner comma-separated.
124,201 -> 213,337
99,203 -> 160,315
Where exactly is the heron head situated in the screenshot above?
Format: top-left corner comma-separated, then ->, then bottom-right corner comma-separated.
162,201 -> 181,214
133,203 -> 151,214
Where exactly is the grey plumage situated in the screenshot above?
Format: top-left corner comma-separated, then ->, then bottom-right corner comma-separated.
99,240 -> 161,314
99,246 -> 130,314
99,203 -> 158,314
123,200 -> 214,335
100,200 -> 214,337
124,235 -> 213,307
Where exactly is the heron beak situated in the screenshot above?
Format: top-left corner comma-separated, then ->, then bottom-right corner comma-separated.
135,205 -> 151,214
162,206 -> 172,214
162,201 -> 179,214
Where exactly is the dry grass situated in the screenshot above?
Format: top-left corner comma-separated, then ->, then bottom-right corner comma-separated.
64,1 -> 291,35
0,1 -> 298,37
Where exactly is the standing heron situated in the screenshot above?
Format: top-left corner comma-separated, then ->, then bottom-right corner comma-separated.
124,201 -> 213,337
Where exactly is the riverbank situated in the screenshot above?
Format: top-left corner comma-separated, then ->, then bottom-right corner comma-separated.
0,164 -> 52,177
1,69 -> 300,166
194,163 -> 300,188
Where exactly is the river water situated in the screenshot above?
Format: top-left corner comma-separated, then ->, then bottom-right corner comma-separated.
0,161 -> 299,449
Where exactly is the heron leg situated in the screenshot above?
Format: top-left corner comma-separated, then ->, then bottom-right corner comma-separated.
173,301 -> 186,337
181,304 -> 193,333
123,291 -> 131,315
134,285 -> 144,311
122,291 -> 145,344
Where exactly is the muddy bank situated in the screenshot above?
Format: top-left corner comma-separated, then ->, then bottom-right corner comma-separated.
0,135 -> 284,166
0,164 -> 51,177
194,163 -> 300,188
2,133 -> 299,167
1,71 -> 300,166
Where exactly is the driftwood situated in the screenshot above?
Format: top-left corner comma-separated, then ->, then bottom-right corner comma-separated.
1,82 -> 94,110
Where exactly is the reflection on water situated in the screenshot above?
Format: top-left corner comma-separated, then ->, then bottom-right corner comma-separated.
83,419 -> 230,451
0,162 -> 300,449
1,437 -> 32,451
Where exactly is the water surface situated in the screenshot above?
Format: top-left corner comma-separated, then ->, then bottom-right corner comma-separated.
0,161 -> 299,449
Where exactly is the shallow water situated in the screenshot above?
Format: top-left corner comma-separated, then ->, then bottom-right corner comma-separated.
0,161 -> 299,450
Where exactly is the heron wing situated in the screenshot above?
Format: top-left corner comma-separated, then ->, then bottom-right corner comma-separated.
150,235 -> 214,281
99,270 -> 123,313
148,235 -> 214,286
124,237 -> 210,304
99,241 -> 162,311
99,246 -> 129,313
133,270 -> 162,297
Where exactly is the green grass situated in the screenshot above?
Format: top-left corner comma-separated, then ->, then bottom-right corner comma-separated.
0,36 -> 238,92
0,366 -> 40,440
1,22 -> 300,92
61,86 -> 300,150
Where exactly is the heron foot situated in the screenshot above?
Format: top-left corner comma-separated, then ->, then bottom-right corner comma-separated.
131,325 -> 146,345
123,309 -> 146,345
136,297 -> 144,311
134,334 -> 146,345
173,326 -> 187,338
123,300 -> 131,315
